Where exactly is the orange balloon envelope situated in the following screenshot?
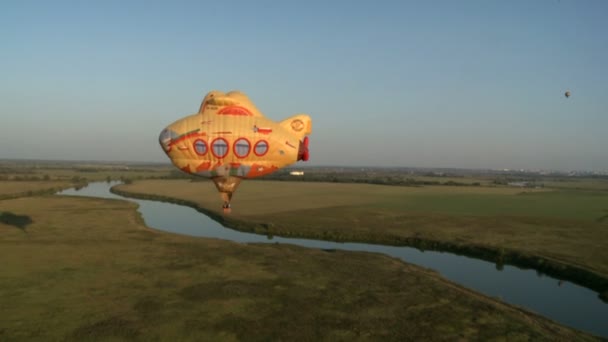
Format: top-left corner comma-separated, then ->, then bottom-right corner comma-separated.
159,90 -> 312,211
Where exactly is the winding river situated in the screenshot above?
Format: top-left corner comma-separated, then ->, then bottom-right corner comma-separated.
59,182 -> 608,338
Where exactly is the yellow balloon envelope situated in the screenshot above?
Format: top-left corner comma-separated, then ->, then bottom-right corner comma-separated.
159,90 -> 312,212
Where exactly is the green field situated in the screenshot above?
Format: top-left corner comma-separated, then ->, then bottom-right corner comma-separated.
542,178 -> 608,191
0,163 -> 172,182
2,194 -> 596,340
36,167 -> 171,182
2,167 -> 608,340
0,181 -> 72,199
116,180 -> 608,280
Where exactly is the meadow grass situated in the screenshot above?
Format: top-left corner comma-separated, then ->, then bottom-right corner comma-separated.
0,166 -> 172,182
0,181 -> 72,199
542,178 -> 608,191
31,168 -> 171,181
116,180 -> 608,280
398,174 -> 494,185
0,195 -> 599,340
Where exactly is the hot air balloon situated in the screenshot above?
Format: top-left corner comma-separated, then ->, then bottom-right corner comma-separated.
565,90 -> 571,98
159,90 -> 312,213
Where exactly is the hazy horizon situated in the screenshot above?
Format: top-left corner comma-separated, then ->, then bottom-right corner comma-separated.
2,1 -> 607,172
2,157 -> 604,174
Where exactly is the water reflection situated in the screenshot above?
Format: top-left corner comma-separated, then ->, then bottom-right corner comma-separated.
58,182 -> 608,338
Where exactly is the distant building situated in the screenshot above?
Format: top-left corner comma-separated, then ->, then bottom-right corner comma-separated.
290,171 -> 304,176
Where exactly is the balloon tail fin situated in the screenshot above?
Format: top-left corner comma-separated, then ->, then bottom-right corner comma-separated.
298,136 -> 310,161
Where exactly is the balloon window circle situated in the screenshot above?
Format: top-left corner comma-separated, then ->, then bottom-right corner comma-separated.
211,138 -> 229,159
254,140 -> 269,156
233,138 -> 251,158
193,139 -> 208,156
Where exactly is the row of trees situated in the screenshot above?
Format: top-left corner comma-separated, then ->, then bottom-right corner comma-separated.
0,174 -> 52,181
257,171 -> 482,187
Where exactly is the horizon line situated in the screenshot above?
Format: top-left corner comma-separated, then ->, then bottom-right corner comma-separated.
1,157 -> 606,174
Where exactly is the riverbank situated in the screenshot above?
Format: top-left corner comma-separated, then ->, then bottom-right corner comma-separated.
111,179 -> 608,301
0,194 -> 601,340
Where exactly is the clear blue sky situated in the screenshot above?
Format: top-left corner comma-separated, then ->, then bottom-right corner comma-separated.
2,1 -> 607,171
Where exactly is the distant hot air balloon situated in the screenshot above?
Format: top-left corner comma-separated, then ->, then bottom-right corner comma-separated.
159,90 -> 312,213
565,90 -> 571,98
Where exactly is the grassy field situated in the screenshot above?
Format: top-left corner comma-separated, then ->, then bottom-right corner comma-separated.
0,161 -> 173,182
542,178 -> 608,191
5,167 -> 171,182
0,181 -> 72,199
39,168 -> 171,182
0,194 -> 599,340
116,180 -> 608,281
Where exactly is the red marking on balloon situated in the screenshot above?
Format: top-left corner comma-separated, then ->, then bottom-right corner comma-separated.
217,106 -> 252,116
257,127 -> 273,134
246,164 -> 278,178
196,161 -> 211,172
169,131 -> 204,146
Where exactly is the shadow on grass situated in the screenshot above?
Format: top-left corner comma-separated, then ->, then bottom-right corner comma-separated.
71,316 -> 139,340
0,211 -> 33,233
597,210 -> 608,222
